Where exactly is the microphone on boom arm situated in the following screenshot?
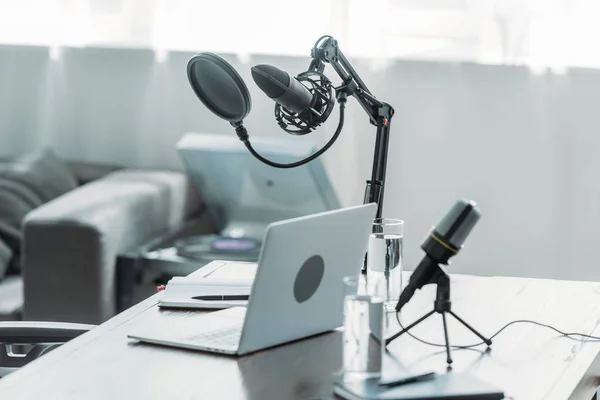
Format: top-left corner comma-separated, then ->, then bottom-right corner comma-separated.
185,50 -> 344,169
250,64 -> 336,135
184,35 -> 385,174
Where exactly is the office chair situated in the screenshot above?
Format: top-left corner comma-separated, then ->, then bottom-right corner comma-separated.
0,321 -> 94,377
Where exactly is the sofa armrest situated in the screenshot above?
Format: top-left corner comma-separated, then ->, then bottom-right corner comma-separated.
22,169 -> 202,324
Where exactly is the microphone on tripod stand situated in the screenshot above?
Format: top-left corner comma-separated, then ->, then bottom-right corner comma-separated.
386,198 -> 492,366
395,198 -> 481,312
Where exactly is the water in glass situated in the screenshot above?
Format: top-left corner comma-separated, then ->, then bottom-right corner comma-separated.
342,291 -> 384,382
367,225 -> 403,311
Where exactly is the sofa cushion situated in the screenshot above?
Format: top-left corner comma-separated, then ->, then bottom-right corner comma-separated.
0,149 -> 78,203
0,149 -> 78,274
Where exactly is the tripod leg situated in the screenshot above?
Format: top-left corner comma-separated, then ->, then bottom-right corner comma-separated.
385,310 -> 436,346
441,312 -> 452,365
449,311 -> 492,346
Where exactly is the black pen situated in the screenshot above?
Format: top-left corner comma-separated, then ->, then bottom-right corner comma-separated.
378,372 -> 436,388
192,295 -> 249,301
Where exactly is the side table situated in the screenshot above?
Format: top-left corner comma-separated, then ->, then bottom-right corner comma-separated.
115,214 -> 216,312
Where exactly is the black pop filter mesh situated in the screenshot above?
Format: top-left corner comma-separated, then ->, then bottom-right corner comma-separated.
187,53 -> 251,123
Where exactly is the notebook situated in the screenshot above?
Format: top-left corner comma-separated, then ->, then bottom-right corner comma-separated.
158,261 -> 256,310
333,372 -> 504,400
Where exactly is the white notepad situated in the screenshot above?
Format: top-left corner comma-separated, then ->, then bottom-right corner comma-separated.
158,261 -> 257,310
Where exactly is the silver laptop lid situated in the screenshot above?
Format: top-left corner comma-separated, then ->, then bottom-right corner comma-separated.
237,203 -> 377,355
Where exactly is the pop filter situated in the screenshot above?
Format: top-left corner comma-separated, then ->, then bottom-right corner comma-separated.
187,53 -> 251,123
186,50 -> 345,170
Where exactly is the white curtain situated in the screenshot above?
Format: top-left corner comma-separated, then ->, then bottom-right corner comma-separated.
2,0 -> 600,281
1,0 -> 600,68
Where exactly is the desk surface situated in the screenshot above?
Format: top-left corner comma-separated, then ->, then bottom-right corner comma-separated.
2,269 -> 600,400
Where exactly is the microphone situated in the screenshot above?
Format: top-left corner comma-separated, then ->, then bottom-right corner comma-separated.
251,65 -> 313,114
395,199 -> 481,312
251,64 -> 335,135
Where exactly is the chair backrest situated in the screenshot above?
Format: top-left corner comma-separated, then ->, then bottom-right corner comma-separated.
0,321 -> 94,377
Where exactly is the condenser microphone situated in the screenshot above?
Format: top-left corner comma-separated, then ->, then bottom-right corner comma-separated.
251,64 -> 313,114
395,199 -> 481,312
251,64 -> 335,135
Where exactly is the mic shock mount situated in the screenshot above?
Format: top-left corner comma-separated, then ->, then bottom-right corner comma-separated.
276,70 -> 335,135
310,36 -> 394,221
385,265 -> 492,367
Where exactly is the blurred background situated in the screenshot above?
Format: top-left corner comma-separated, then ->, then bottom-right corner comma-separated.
1,0 -> 599,281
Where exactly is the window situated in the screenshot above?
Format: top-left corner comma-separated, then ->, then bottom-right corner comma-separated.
0,0 -> 599,68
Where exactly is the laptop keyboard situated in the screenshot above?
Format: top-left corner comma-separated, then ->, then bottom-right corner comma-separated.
185,325 -> 242,348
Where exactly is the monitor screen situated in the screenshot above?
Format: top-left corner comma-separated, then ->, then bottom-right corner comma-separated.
177,132 -> 340,240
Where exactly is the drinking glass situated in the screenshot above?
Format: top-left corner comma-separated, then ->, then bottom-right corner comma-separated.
366,218 -> 404,311
341,275 -> 384,383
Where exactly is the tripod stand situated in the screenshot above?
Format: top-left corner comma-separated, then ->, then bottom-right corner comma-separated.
386,267 -> 492,366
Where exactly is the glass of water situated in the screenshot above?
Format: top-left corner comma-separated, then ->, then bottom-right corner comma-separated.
367,218 -> 404,312
341,275 -> 384,383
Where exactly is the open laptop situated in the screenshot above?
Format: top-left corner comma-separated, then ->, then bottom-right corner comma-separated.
127,203 -> 377,356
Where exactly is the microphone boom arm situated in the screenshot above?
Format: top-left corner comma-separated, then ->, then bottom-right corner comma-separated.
311,37 -> 395,219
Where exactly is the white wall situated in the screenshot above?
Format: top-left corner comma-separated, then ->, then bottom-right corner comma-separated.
1,44 -> 600,282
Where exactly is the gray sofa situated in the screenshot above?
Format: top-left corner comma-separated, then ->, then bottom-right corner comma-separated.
0,150 -> 207,324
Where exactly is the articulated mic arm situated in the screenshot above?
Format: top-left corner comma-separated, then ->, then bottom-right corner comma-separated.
310,36 -> 395,219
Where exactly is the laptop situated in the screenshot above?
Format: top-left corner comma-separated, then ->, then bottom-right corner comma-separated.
127,203 -> 377,356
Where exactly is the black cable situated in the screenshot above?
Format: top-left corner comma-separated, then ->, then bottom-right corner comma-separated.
389,312 -> 600,350
242,101 -> 345,169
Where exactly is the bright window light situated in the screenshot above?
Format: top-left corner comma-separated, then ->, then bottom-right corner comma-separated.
0,0 -> 599,69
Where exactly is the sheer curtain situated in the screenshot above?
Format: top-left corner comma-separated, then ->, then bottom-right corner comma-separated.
1,0 -> 600,68
3,0 -> 600,281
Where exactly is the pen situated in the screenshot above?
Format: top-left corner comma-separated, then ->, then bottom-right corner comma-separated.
378,372 -> 436,388
192,295 -> 250,301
